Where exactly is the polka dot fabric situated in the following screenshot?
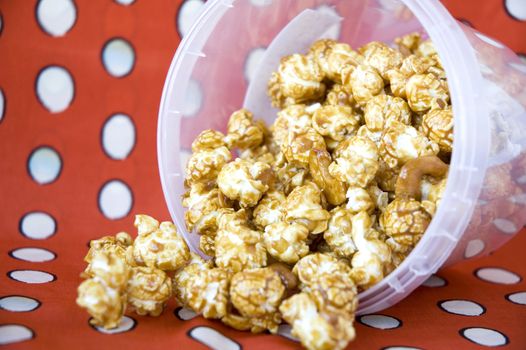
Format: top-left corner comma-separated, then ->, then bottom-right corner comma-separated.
0,0 -> 525,349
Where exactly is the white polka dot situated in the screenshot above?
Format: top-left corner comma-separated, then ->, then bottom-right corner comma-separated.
461,327 -> 508,347
20,212 -> 56,240
99,180 -> 133,220
36,66 -> 74,113
102,38 -> 135,78
465,239 -> 485,258
475,32 -> 505,49
505,0 -> 526,21
175,307 -> 197,320
36,0 -> 76,37
277,324 -> 298,342
177,0 -> 205,37
188,326 -> 240,350
439,300 -> 485,316
0,89 -> 4,122
102,113 -> 136,160
9,270 -> 55,284
114,0 -> 135,5
509,62 -> 526,74
93,316 -> 136,334
10,248 -> 56,263
0,325 -> 33,345
0,14 -> 3,34
249,0 -> 272,6
383,347 -> 422,350
244,47 -> 266,82
476,267 -> 521,284
506,291 -> 526,305
492,218 -> 517,234
0,296 -> 40,312
422,275 -> 446,287
358,314 -> 401,329
181,79 -> 203,116
28,146 -> 62,185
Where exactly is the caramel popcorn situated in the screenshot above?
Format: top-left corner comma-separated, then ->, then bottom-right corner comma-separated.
240,145 -> 275,165
191,129 -> 226,153
379,121 -> 439,169
217,158 -> 272,207
253,190 -> 286,229
293,253 -> 352,288
380,198 -> 433,246
77,277 -> 127,329
185,145 -> 231,183
269,54 -> 326,107
416,39 -> 437,57
349,211 -> 392,289
83,232 -> 132,278
284,182 -> 330,234
323,207 -> 356,258
329,136 -> 379,187
227,267 -> 286,333
224,109 -> 264,150
364,94 -> 412,132
215,209 -> 267,272
127,266 -> 172,316
345,187 -> 375,214
405,73 -> 449,112
83,250 -> 130,291
360,41 -> 403,79
128,216 -> 190,271
344,64 -> 385,106
310,39 -> 363,83
182,182 -> 230,234
284,127 -> 326,167
308,149 -> 347,206
273,104 -> 314,148
174,253 -> 231,319
280,292 -> 356,350
421,107 -> 454,154
325,84 -> 356,108
264,221 -> 309,264
395,32 -> 421,55
312,105 -> 360,144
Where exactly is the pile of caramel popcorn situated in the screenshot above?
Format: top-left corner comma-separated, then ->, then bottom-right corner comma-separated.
77,32 -> 452,350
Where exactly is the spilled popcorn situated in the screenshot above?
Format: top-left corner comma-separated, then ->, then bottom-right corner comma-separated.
78,33 -> 452,350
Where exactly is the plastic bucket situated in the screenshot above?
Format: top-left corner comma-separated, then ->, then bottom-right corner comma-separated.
157,0 -> 526,314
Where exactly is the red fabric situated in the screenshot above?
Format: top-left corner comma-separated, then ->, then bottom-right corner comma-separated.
0,0 -> 525,349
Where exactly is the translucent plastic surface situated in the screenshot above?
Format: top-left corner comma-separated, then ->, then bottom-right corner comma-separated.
158,0 -> 526,314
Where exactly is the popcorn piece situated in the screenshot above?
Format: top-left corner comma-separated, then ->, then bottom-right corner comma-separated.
395,32 -> 421,55
174,253 -> 231,319
309,149 -> 347,206
323,207 -> 356,258
226,267 -> 286,333
185,145 -> 232,183
380,198 -> 433,246
405,73 -> 449,112
128,216 -> 190,271
215,210 -> 267,272
329,136 -> 379,188
428,177 -> 447,205
305,272 -> 358,315
224,109 -> 264,150
356,124 -> 382,147
310,39 -> 363,83
379,121 -> 439,169
421,108 -> 453,154
77,277 -> 127,329
416,39 -> 437,57
367,183 -> 389,211
312,105 -> 360,143
182,182 -> 231,234
275,157 -> 309,194
360,41 -> 403,79
84,232 -> 132,275
349,211 -> 392,289
376,159 -> 399,192
385,237 -> 412,268
284,127 -> 326,168
199,234 -> 216,257
127,266 -> 172,316
270,54 -> 326,106
345,187 -> 375,214
253,191 -> 286,229
364,94 -> 411,132
293,253 -> 352,288
264,221 -> 309,264
325,84 -> 356,108
217,158 -> 272,207
280,292 -> 356,350
273,104 -> 313,148
343,64 -> 384,106
191,129 -> 226,153
83,250 -> 130,291
240,145 -> 275,165
284,182 -> 331,234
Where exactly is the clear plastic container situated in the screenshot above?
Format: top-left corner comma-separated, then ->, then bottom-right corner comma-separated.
157,0 -> 526,314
